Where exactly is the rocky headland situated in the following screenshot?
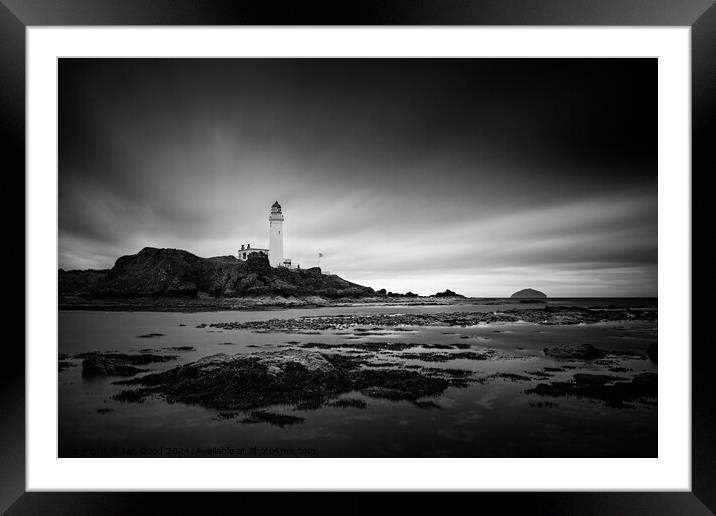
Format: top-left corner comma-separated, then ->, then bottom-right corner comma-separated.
59,247 -> 374,307
59,248 -> 479,310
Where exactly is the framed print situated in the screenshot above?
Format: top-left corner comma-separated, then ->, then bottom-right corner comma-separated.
4,0 -> 712,513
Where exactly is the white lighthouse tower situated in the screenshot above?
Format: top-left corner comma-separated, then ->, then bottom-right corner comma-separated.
269,201 -> 284,267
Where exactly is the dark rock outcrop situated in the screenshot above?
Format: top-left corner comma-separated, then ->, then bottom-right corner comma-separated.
114,350 -> 456,409
510,288 -> 547,299
432,289 -> 465,298
60,247 -> 374,299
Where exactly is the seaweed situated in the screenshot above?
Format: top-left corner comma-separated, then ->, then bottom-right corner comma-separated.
526,372 -> 657,407
241,410 -> 305,427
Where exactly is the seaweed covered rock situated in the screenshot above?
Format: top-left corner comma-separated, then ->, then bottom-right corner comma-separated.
117,351 -> 352,409
526,372 -> 657,407
543,344 -> 646,361
80,352 -> 177,377
114,349 -> 456,409
241,410 -> 306,427
352,369 -> 449,400
58,360 -> 76,373
83,355 -> 144,376
211,306 -> 657,333
544,344 -> 607,360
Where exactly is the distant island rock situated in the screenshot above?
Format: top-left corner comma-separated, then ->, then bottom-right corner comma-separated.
59,247 -> 374,300
432,289 -> 465,298
510,288 -> 547,299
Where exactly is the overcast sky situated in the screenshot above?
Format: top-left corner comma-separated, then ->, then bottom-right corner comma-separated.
59,58 -> 656,297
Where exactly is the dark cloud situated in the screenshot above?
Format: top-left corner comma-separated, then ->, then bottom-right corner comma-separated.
59,58 -> 656,296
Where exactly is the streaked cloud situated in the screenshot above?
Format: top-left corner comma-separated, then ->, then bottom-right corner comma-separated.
59,58 -> 656,297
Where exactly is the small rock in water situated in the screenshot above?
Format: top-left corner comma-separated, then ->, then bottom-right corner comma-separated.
510,288 -> 547,299
526,370 -> 553,379
492,372 -> 533,382
526,372 -> 657,407
241,410 -> 305,427
529,401 -> 558,408
83,357 -> 144,377
544,344 -> 606,360
295,399 -> 326,410
215,411 -> 239,420
413,400 -> 443,410
113,388 -> 153,403
58,361 -> 76,372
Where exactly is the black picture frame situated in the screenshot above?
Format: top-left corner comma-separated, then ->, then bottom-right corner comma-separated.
3,1 -> 711,514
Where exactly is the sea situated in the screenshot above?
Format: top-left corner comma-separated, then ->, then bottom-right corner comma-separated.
58,298 -> 657,458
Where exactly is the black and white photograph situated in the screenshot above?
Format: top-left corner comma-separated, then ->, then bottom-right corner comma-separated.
57,57 -> 658,459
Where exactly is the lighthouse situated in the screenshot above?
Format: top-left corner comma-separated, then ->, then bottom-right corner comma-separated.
269,201 -> 284,267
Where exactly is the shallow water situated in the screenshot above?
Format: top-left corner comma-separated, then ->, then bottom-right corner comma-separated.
58,299 -> 657,457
